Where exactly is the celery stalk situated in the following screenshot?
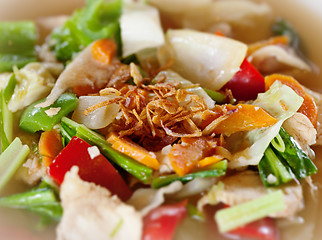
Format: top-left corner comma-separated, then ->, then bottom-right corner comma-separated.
0,184 -> 62,221
0,21 -> 37,72
0,137 -> 30,191
151,160 -> 227,189
215,190 -> 285,233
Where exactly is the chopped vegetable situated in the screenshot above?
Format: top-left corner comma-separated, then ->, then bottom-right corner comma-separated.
0,74 -> 15,152
258,146 -> 294,187
120,2 -> 164,57
0,181 -> 62,221
50,0 -> 122,61
8,63 -> 60,112
19,93 -> 78,133
71,95 -> 120,130
187,203 -> 205,222
91,38 -> 117,65
61,117 -> 153,183
222,58 -> 265,101
158,29 -> 247,91
48,136 -> 132,201
151,160 -> 227,189
215,190 -> 285,233
225,217 -> 279,240
204,88 -> 226,104
107,132 -> 160,170
142,200 -> 188,240
212,104 -> 278,135
39,129 -> 63,168
259,127 -> 318,187
0,137 -> 30,191
0,21 -> 37,72
229,81 -> 304,168
265,74 -> 318,127
272,18 -> 299,48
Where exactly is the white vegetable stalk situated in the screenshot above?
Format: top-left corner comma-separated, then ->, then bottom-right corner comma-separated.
120,2 -> 165,57
158,29 -> 247,90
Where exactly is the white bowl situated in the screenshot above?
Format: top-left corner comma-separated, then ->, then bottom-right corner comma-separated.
0,0 -> 321,239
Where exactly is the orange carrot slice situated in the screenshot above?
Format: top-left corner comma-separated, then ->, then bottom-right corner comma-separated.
212,104 -> 278,134
91,39 -> 117,65
168,137 -> 212,176
107,132 -> 160,170
197,155 -> 224,168
39,129 -> 63,168
265,74 -> 318,128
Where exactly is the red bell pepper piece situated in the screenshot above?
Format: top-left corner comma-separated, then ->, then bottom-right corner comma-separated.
48,136 -> 132,201
224,217 -> 280,240
142,200 -> 188,240
222,58 -> 265,101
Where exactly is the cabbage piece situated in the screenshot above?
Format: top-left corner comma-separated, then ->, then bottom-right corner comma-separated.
229,81 -> 304,168
72,95 -> 120,129
8,62 -> 63,112
154,70 -> 215,109
120,2 -> 164,57
158,29 -> 247,91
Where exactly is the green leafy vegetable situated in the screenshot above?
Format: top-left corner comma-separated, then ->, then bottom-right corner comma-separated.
274,128 -> 317,179
0,137 -> 30,191
151,160 -> 227,189
258,128 -> 317,187
215,190 -> 285,233
19,93 -> 78,133
0,181 -> 62,221
0,21 -> 37,72
50,0 -> 122,61
272,18 -> 299,48
61,117 -> 153,183
258,146 -> 294,187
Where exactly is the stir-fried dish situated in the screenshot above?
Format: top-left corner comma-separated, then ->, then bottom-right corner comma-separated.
0,0 -> 321,239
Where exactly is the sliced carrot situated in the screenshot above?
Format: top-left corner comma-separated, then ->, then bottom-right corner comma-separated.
39,129 -> 63,168
265,74 -> 318,128
107,132 -> 160,170
211,104 -> 278,135
197,155 -> 224,168
168,137 -> 212,176
91,38 -> 117,65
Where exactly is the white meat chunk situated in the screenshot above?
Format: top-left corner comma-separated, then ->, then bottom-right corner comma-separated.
57,167 -> 142,240
282,113 -> 317,151
38,41 -> 120,108
304,87 -> 322,145
210,171 -> 304,218
249,45 -> 311,73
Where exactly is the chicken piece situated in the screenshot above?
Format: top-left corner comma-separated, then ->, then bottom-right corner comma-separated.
38,41 -> 120,108
205,171 -> 304,218
282,112 -> 317,151
249,45 -> 311,73
304,87 -> 322,145
57,167 -> 142,240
